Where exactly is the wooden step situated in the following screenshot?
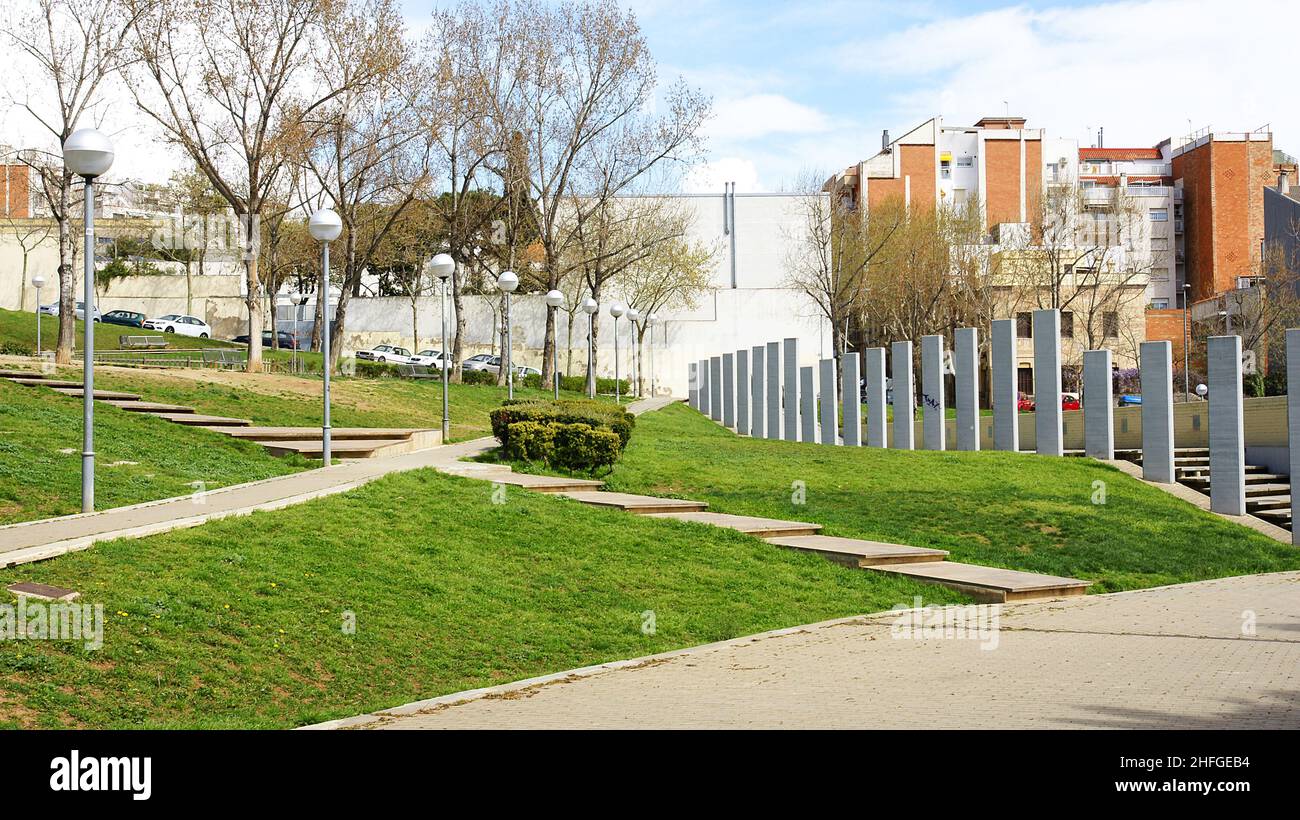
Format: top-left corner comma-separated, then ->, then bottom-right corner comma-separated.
1245,483 -> 1292,497
481,472 -> 605,492
1247,495 -> 1291,511
764,534 -> 948,567
49,387 -> 141,401
0,370 -> 43,379
103,400 -> 195,414
1253,508 -> 1292,526
557,491 -> 707,514
866,561 -> 1091,603
159,414 -> 251,427
6,378 -> 81,388
645,511 -> 822,538
1182,473 -> 1287,487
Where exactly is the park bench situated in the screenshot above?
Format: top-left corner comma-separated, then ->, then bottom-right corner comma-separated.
201,349 -> 248,369
119,335 -> 168,350
397,363 -> 440,380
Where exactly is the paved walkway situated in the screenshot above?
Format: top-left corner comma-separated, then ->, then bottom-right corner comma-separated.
0,394 -> 673,567
321,572 -> 1300,729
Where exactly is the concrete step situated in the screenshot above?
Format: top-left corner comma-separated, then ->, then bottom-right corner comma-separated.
1245,483 -> 1292,497
1247,495 -> 1292,511
103,400 -> 195,414
159,413 -> 251,427
214,426 -> 427,442
645,511 -> 822,538
0,370 -> 43,379
49,387 -> 141,401
764,534 -> 948,567
557,491 -> 708,514
259,431 -> 441,460
1182,473 -> 1288,487
6,377 -> 81,388
865,561 -> 1091,603
1253,508 -> 1293,527
480,472 -> 605,492
1175,448 -> 1210,456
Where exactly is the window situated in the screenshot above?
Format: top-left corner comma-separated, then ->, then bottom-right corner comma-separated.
1149,209 -> 1169,222
1060,311 -> 1074,337
1103,311 -> 1120,338
1016,312 -> 1033,338
1150,298 -> 1170,309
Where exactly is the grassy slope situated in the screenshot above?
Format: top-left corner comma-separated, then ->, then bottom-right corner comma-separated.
87,367 -> 573,441
602,403 -> 1300,592
0,380 -> 308,524
0,466 -> 962,728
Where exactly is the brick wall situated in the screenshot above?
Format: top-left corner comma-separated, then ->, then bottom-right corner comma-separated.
866,144 -> 935,210
984,139 -> 1022,227
1145,307 -> 1187,367
1,164 -> 30,219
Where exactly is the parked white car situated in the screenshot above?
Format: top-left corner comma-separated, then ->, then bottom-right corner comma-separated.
142,314 -> 212,337
461,353 -> 498,372
356,344 -> 417,364
39,301 -> 101,321
410,349 -> 451,367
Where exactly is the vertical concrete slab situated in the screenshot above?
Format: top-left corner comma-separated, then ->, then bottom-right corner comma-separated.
722,352 -> 735,429
688,362 -> 698,410
800,366 -> 815,443
766,341 -> 781,440
782,338 -> 799,441
1033,309 -> 1063,457
891,341 -> 915,450
1288,329 -> 1300,544
1208,335 -> 1246,516
841,352 -> 862,447
1140,340 -> 1175,483
990,318 -> 1019,452
954,327 -> 979,451
818,358 -> 837,445
709,356 -> 722,422
1082,349 -> 1114,460
698,359 -> 710,417
920,335 -> 945,451
750,345 -> 765,439
864,347 -> 887,447
736,349 -> 750,436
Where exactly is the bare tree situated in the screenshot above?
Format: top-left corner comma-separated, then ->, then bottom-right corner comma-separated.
6,0 -> 146,362
127,0 -> 350,372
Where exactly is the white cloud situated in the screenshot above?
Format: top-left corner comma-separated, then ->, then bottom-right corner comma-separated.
835,0 -> 1296,151
683,157 -> 762,193
705,93 -> 833,142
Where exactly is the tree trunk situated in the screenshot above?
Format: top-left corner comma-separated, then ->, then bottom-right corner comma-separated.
185,258 -> 193,316
244,252 -> 263,372
451,271 -> 465,383
565,309 -> 576,376
411,297 -> 418,352
55,174 -> 74,364
496,292 -> 507,386
541,306 -> 556,386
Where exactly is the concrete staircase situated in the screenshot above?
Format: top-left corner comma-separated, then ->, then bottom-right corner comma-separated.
1,370 -> 439,462
1127,446 -> 1293,531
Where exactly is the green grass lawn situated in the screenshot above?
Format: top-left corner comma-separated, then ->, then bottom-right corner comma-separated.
0,465 -> 962,728
598,403 -> 1300,592
0,380 -> 309,524
86,367 -> 578,441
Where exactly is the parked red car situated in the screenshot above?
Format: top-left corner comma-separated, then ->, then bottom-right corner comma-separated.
1061,393 -> 1081,411
1018,392 -> 1080,411
1017,392 -> 1035,412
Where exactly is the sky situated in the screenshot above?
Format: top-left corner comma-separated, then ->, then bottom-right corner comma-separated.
4,0 -> 1292,193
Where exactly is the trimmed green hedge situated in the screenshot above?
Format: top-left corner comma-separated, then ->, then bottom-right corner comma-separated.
521,373 -> 630,395
352,360 -> 401,379
490,399 -> 634,473
462,369 -> 497,385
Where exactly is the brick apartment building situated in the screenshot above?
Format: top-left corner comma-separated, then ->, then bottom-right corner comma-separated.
826,116 -> 1293,386
1,160 -> 33,219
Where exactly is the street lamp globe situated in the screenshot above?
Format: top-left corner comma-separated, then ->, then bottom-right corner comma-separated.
291,291 -> 308,306
497,270 -> 519,293
627,308 -> 639,323
610,302 -> 626,319
1196,383 -> 1208,397
308,208 -> 342,242
581,296 -> 598,314
31,274 -> 46,290
63,128 -> 114,178
425,253 -> 455,281
545,289 -> 564,308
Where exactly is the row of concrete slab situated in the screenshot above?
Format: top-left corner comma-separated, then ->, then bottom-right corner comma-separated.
436,459 -> 1090,603
1,370 -> 440,460
690,310 -> 1300,545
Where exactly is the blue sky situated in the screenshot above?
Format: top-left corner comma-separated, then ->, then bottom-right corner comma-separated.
509,0 -> 1289,192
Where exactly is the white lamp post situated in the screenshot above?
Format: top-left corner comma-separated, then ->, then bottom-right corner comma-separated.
63,128 -> 113,513
647,313 -> 658,397
497,270 -> 519,399
425,253 -> 455,440
545,289 -> 564,400
308,208 -> 342,465
31,274 -> 46,357
610,302 -> 626,403
581,296 -> 598,398
1196,383 -> 1208,400
626,308 -> 640,398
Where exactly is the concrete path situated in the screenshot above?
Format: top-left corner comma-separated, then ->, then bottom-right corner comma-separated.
323,572 -> 1300,729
